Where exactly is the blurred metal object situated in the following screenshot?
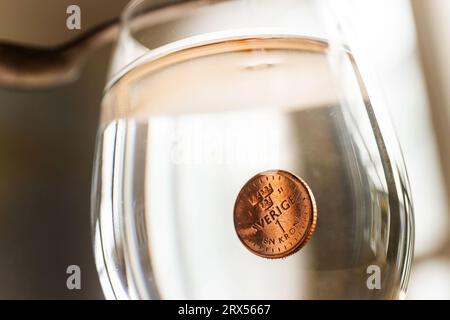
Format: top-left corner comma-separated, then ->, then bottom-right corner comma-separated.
0,0 -> 219,88
0,21 -> 118,88
0,0 -> 130,299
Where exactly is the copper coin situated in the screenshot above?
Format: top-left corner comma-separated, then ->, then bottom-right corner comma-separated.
234,170 -> 317,259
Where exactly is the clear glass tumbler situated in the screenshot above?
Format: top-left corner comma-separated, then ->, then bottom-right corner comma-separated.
91,0 -> 414,299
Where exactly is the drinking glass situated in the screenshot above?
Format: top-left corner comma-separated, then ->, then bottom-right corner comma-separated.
91,0 -> 414,299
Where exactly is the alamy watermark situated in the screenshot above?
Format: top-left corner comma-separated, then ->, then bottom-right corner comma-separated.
366,265 -> 381,290
65,264 -> 380,291
66,5 -> 81,30
66,265 -> 81,290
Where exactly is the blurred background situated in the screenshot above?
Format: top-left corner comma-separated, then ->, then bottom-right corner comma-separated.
0,0 -> 449,299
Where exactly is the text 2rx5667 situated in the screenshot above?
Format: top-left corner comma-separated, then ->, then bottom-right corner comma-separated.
222,304 -> 270,315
